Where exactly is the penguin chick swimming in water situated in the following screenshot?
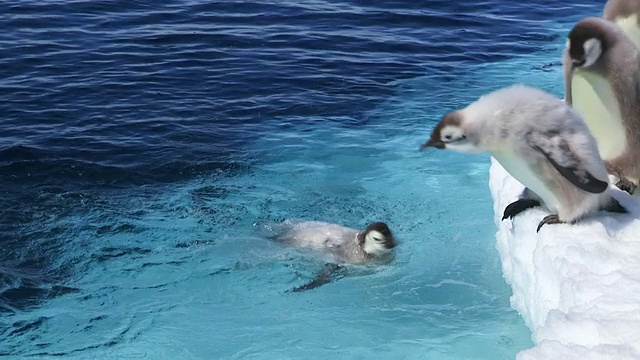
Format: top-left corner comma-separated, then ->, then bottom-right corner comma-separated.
267,220 -> 396,292
420,84 -> 626,232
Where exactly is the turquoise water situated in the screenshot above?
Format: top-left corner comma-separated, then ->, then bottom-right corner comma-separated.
6,55 -> 571,359
0,1 -> 607,358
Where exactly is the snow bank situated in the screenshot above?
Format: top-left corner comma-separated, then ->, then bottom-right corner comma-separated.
488,157 -> 640,360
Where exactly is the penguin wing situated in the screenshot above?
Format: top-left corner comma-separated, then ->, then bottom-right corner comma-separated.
289,263 -> 347,292
527,133 -> 609,194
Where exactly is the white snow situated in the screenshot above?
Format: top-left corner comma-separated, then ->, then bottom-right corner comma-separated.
488,157 -> 640,360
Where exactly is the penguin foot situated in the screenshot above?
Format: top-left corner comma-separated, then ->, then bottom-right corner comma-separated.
288,263 -> 346,293
502,199 -> 541,220
536,214 -> 565,233
615,178 -> 637,195
604,197 -> 628,214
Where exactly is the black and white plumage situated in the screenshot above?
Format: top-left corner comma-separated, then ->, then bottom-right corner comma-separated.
420,84 -> 626,232
270,220 -> 396,265
604,0 -> 640,49
563,16 -> 640,195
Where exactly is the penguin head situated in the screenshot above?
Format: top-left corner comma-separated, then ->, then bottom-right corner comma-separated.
419,111 -> 480,154
358,222 -> 396,257
566,17 -> 618,69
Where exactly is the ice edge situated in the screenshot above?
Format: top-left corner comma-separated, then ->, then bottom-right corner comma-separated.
488,157 -> 640,360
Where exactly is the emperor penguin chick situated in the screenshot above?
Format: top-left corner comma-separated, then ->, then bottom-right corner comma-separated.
272,220 -> 396,265
268,220 -> 397,292
603,0 -> 640,49
563,16 -> 640,194
420,84 -> 626,232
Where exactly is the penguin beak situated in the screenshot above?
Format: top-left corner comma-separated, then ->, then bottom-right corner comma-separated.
562,50 -> 576,105
571,58 -> 585,67
420,139 -> 445,150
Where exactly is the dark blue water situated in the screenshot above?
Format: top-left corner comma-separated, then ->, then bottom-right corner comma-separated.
1,1 -> 607,358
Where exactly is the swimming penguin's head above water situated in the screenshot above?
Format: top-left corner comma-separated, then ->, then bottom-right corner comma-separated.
357,221 -> 396,258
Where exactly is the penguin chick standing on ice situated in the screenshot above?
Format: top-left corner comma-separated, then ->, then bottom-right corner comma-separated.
420,84 -> 626,232
267,220 -> 396,292
563,17 -> 640,194
603,0 -> 640,49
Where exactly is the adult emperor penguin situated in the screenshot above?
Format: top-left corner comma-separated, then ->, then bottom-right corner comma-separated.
266,220 -> 397,292
420,84 -> 626,232
563,16 -> 640,194
603,0 -> 640,49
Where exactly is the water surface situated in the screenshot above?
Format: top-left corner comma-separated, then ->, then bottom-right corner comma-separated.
0,0 -> 606,358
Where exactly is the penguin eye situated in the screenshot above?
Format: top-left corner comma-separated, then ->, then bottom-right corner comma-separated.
444,133 -> 465,141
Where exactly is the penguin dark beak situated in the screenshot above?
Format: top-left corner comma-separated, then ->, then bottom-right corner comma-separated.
571,58 -> 585,67
420,139 -> 445,150
562,50 -> 576,105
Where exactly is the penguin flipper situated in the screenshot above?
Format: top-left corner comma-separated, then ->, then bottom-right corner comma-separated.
528,136 -> 608,194
289,263 -> 347,293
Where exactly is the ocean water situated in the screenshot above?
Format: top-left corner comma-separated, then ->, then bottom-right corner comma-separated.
0,1 -> 607,359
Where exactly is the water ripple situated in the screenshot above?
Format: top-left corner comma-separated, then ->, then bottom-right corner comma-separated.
0,0 -> 607,357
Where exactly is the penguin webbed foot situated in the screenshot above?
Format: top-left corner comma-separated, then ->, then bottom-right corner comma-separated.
288,263 -> 347,293
604,198 -> 628,214
502,199 -> 541,220
536,214 -> 566,233
615,177 -> 637,195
